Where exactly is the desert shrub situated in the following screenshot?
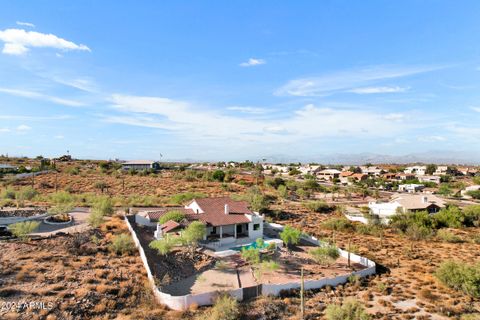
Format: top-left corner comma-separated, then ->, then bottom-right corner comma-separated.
158,210 -> 186,225
404,224 -> 433,242
1,187 -> 16,199
9,221 -> 40,241
303,200 -> 333,213
241,247 -> 261,265
325,298 -> 370,320
389,211 -> 433,233
277,185 -> 288,199
433,206 -> 465,229
463,205 -> 480,227
200,294 -> 239,320
88,210 -> 105,228
109,234 -> 135,255
92,197 -> 114,216
322,218 -> 354,231
94,181 -> 109,193
233,186 -> 269,213
149,236 -> 178,255
48,203 -> 74,215
67,167 -> 80,175
50,191 -> 74,204
279,225 -> 302,251
310,245 -> 340,265
265,177 -> 285,189
254,261 -> 280,279
17,187 -> 38,201
437,229 -> 463,243
169,192 -> 206,205
355,224 -> 383,236
435,260 -> 480,298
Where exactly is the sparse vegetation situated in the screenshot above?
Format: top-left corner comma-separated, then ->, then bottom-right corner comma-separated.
310,244 -> 340,266
9,221 -> 40,240
435,260 -> 480,298
325,298 -> 371,320
158,210 -> 186,224
279,225 -> 302,252
109,233 -> 135,255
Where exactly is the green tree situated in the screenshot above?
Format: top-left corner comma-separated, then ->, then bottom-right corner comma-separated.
158,210 -> 186,225
240,247 -> 261,265
425,164 -> 438,175
9,221 -> 40,241
280,225 -> 302,252
182,221 -> 206,255
277,185 -> 288,199
435,260 -> 480,298
149,236 -> 178,255
212,170 -> 226,182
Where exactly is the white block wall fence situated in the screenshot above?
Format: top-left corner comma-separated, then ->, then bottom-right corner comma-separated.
125,217 -> 376,311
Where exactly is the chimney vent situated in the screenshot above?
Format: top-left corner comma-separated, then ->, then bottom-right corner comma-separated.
422,196 -> 428,203
224,204 -> 229,215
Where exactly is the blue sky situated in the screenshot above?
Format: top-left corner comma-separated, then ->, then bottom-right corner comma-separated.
1,1 -> 480,162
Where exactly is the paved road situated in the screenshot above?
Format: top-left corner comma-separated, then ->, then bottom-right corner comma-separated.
31,209 -> 91,236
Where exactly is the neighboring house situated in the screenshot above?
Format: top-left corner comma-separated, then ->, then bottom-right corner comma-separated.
122,160 -> 160,171
316,169 -> 341,181
461,185 -> 480,198
135,197 -> 264,247
339,171 -> 354,185
404,166 -> 426,176
396,173 -> 416,181
398,184 -> 425,193
369,194 -> 446,220
457,167 -> 478,177
419,175 -> 441,184
381,173 -> 397,180
360,166 -> 385,176
433,165 -> 451,176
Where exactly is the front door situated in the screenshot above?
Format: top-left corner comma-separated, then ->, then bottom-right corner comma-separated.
236,224 -> 242,234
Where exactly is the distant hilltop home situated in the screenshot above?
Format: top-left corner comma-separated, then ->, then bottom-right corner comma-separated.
135,197 -> 264,248
368,194 -> 446,221
122,160 -> 160,171
316,168 -> 341,181
398,183 -> 425,193
404,165 -> 427,176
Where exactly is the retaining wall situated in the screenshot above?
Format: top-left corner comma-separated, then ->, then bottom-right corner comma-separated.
125,216 -> 243,311
126,217 -> 375,310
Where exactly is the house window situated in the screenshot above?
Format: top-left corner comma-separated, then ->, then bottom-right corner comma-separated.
211,227 -> 216,234
253,223 -> 260,231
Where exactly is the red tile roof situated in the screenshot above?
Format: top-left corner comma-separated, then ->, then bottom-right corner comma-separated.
160,220 -> 181,233
188,197 -> 252,227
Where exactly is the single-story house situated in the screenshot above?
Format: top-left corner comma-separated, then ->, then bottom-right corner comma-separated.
0,164 -> 18,173
136,197 -> 264,247
369,194 -> 446,220
396,173 -> 416,181
419,175 -> 441,184
404,166 -> 426,176
360,166 -> 385,176
316,169 -> 341,181
461,185 -> 480,198
122,160 -> 160,171
398,184 -> 425,193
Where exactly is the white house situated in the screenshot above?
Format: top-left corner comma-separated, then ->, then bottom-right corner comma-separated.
135,197 -> 264,248
419,175 -> 441,184
404,166 -> 427,176
122,160 -> 160,171
368,194 -> 446,221
398,184 -> 425,193
461,185 -> 480,199
316,169 -> 341,181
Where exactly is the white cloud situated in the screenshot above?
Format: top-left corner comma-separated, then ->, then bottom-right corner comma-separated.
471,107 -> 480,113
275,65 -> 441,97
0,28 -> 90,55
105,95 -> 413,146
418,135 -> 446,142
226,106 -> 270,114
54,135 -> 64,139
0,128 -> 11,133
0,87 -> 85,107
383,113 -> 405,122
16,21 -> 35,28
240,58 -> 266,67
348,86 -> 408,94
16,124 -> 31,131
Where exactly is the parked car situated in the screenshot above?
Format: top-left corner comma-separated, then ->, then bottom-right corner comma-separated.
0,225 -> 12,237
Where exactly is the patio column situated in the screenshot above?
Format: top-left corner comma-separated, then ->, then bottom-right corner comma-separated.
219,225 -> 223,239
234,224 -> 237,239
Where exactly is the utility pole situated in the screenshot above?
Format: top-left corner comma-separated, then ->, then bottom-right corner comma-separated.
300,267 -> 305,319
55,171 -> 58,192
31,172 -> 35,189
348,237 -> 352,268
